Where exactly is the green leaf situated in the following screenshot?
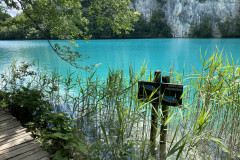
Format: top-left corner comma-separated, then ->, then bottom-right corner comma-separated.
53,150 -> 67,160
50,132 -> 68,140
167,135 -> 187,158
100,122 -> 110,150
121,107 -> 130,120
209,137 -> 230,154
176,136 -> 187,160
120,150 -> 140,159
76,142 -> 87,154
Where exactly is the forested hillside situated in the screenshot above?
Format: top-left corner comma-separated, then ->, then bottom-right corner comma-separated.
0,0 -> 172,40
1,0 -> 240,39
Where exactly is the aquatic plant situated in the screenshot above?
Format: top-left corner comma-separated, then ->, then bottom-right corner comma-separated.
0,51 -> 239,159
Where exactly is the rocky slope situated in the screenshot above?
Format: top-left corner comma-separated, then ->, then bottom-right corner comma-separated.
132,0 -> 240,37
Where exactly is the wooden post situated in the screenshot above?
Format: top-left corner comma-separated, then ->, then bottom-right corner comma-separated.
160,75 -> 170,160
150,70 -> 161,157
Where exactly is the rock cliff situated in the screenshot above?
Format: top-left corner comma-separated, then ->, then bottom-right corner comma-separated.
132,0 -> 240,37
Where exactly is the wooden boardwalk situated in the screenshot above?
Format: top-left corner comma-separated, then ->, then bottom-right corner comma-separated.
0,108 -> 49,160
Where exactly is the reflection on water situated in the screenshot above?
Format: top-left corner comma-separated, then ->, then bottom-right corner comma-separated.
0,39 -> 240,78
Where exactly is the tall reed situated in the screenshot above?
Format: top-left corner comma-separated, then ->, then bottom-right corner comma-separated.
0,51 -> 239,159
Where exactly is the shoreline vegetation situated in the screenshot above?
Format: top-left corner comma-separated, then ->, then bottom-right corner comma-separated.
0,10 -> 172,40
1,9 -> 240,40
0,52 -> 239,159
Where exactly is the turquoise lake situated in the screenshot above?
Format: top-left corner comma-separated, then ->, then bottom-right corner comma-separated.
0,39 -> 240,79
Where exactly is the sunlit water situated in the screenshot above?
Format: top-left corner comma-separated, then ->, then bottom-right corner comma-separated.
1,39 -> 239,159
0,39 -> 240,79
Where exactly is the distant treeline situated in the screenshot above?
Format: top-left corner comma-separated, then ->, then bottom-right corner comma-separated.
0,8 -> 172,40
189,16 -> 240,38
1,8 -> 240,39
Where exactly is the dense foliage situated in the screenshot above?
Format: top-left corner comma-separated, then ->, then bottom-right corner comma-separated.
0,61 -> 87,159
2,0 -> 240,39
88,10 -> 172,39
0,11 -> 11,21
0,12 -> 46,39
188,11 -> 240,38
1,0 -> 138,40
0,9 -> 172,39
189,17 -> 213,38
217,15 -> 240,38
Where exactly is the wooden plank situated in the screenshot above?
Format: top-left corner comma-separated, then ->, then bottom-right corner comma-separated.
0,134 -> 33,151
19,150 -> 49,160
0,141 -> 33,155
0,112 -> 10,116
0,114 -> 13,122
0,126 -> 25,138
0,119 -> 19,128
0,119 -> 19,127
0,109 -> 6,113
0,113 -> 12,118
0,118 -> 18,124
9,147 -> 44,160
0,132 -> 32,146
0,108 -> 49,160
0,141 -> 41,160
0,116 -> 16,121
0,128 -> 26,139
0,128 -> 27,142
40,157 -> 50,160
0,121 -> 21,131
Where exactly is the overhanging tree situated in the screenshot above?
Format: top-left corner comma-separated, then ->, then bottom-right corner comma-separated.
2,0 -> 139,69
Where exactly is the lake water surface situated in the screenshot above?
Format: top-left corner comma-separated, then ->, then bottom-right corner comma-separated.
0,39 -> 240,78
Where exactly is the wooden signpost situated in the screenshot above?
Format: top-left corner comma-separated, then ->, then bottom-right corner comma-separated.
138,81 -> 183,106
138,70 -> 183,159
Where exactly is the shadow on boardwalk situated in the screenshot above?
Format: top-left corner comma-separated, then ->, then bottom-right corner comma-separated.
0,108 -> 49,160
